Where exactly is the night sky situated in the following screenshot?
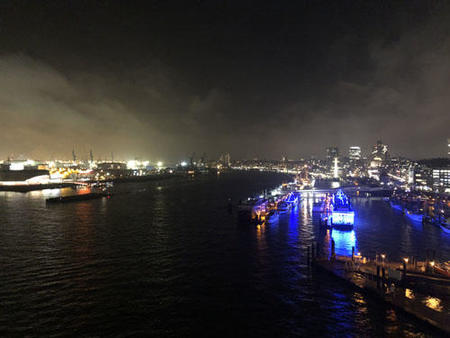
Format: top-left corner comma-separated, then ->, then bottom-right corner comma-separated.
0,0 -> 449,161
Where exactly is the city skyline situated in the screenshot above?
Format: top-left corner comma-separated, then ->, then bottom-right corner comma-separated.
0,3 -> 449,335
1,137 -> 448,163
1,2 -> 449,160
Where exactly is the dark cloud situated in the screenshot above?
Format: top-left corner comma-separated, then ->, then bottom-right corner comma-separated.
0,1 -> 449,161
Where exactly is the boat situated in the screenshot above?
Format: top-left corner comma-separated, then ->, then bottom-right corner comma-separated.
440,221 -> 450,234
436,217 -> 450,234
327,190 -> 355,229
389,194 -> 430,225
46,192 -> 111,203
266,210 -> 279,224
285,192 -> 299,206
389,200 -> 404,212
277,201 -> 290,214
238,197 -> 268,223
405,210 -> 423,223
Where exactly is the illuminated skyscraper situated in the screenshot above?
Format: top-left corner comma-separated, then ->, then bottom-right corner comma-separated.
370,140 -> 389,167
348,146 -> 361,160
372,140 -> 388,159
326,147 -> 339,161
333,157 -> 339,178
433,168 -> 450,192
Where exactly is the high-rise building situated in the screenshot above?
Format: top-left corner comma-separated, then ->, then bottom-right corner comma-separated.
447,138 -> 450,156
333,157 -> 339,178
411,164 -> 433,191
433,168 -> 450,192
326,147 -> 339,161
220,153 -> 231,167
372,140 -> 389,160
348,146 -> 361,160
370,140 -> 389,167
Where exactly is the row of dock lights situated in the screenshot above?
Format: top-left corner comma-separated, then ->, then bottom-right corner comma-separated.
402,257 -> 435,266
375,254 -> 437,272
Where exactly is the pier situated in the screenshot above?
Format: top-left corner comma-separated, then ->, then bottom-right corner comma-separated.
309,245 -> 450,334
239,181 -> 450,333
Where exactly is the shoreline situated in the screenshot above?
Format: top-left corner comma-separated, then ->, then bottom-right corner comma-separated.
0,173 -> 185,193
0,170 -> 285,193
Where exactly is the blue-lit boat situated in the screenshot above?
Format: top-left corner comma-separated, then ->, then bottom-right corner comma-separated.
440,220 -> 450,234
327,190 -> 355,229
277,201 -> 290,214
266,210 -> 279,224
390,196 -> 424,223
405,210 -> 423,223
285,192 -> 299,206
431,217 -> 450,233
389,201 -> 404,212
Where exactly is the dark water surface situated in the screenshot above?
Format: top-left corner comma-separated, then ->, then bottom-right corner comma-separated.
0,172 -> 448,336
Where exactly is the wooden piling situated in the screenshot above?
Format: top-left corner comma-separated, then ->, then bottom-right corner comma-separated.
376,265 -> 380,289
331,239 -> 335,261
402,261 -> 407,283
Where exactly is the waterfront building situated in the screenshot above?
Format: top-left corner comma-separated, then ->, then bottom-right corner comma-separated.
432,167 -> 450,193
97,162 -> 127,170
411,164 -> 433,191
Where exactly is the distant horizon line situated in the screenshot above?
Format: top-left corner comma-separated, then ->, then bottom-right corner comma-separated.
1,155 -> 448,164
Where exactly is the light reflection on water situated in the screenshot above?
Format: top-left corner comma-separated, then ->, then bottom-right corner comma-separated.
424,296 -> 444,312
331,229 -> 357,257
0,173 -> 447,336
314,197 -> 450,262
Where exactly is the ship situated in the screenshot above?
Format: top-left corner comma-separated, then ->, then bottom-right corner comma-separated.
0,168 -> 50,183
389,194 -> 425,223
327,189 -> 355,229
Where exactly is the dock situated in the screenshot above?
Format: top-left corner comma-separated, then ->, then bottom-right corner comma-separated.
311,252 -> 450,334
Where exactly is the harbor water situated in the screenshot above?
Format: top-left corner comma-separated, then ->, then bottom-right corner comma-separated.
0,171 -> 448,336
